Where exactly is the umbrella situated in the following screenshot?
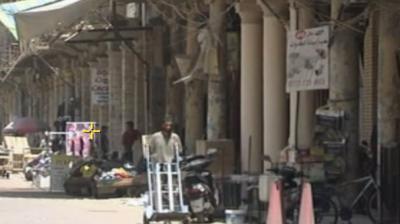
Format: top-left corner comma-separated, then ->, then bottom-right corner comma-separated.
2,117 -> 48,135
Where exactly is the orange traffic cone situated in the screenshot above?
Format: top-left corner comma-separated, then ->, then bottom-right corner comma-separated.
299,182 -> 315,224
266,181 -> 283,224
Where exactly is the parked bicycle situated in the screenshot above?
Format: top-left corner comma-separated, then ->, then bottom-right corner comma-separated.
314,145 -> 382,223
265,156 -> 339,224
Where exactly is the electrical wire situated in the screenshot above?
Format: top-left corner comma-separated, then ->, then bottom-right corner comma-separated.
293,0 -> 366,33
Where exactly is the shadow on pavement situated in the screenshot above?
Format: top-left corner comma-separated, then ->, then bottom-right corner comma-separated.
0,189 -> 74,199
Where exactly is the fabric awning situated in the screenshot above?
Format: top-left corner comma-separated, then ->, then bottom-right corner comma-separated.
15,0 -> 108,41
0,0 -> 57,40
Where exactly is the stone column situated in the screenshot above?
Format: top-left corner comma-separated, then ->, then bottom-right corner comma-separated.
330,0 -> 360,196
135,53 -> 146,133
48,77 -> 55,125
184,14 -> 205,154
166,64 -> 184,131
73,61 -> 82,121
88,61 -> 98,123
56,76 -> 64,120
207,0 -> 227,140
62,59 -> 73,119
378,3 -> 400,145
96,58 -> 109,127
236,0 -> 263,173
122,45 -> 136,126
150,26 -> 166,132
296,0 -> 315,150
53,76 -> 60,121
108,44 -> 123,153
80,65 -> 91,121
42,81 -> 49,124
258,0 -> 288,162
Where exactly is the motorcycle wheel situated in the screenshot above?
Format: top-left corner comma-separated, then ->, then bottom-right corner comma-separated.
24,169 -> 33,181
196,214 -> 205,223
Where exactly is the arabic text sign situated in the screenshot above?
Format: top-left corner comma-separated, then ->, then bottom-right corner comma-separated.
287,26 -> 330,92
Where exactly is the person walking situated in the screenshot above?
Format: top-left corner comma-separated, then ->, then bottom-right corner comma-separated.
121,121 -> 140,162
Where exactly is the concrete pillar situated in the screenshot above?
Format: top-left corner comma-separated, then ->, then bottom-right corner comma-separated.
52,76 -> 59,122
48,77 -> 55,125
108,45 -> 123,153
258,0 -> 288,162
80,65 -> 91,121
296,0 -> 315,150
207,0 -> 227,140
42,81 -> 49,124
58,76 -> 65,119
122,45 -> 136,126
73,61 -> 82,121
378,4 -> 400,145
167,22 -> 185,136
95,58 -> 109,127
88,61 -> 99,123
184,15 -> 205,154
236,0 -> 263,172
62,59 -> 73,119
330,0 -> 360,191
150,26 -> 167,132
135,50 -> 146,133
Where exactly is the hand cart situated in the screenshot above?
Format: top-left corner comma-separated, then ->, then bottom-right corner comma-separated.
142,135 -> 190,224
0,147 -> 11,178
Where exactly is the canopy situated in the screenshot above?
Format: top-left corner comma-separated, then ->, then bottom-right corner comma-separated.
3,117 -> 48,135
0,0 -> 57,40
15,0 -> 107,41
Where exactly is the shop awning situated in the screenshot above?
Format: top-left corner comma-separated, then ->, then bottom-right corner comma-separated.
0,0 -> 58,40
15,0 -> 107,41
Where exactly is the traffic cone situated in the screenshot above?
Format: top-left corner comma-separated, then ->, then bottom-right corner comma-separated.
299,182 -> 315,224
266,181 -> 283,224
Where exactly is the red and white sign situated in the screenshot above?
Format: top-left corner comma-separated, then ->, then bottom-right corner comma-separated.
287,26 -> 330,92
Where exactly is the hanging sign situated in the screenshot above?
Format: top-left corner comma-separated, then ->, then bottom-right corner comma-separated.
287,25 -> 330,92
91,63 -> 108,105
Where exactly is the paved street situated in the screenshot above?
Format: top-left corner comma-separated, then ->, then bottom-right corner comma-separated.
0,174 -> 144,224
0,173 -> 376,224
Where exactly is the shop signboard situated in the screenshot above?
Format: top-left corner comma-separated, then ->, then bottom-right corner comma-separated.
287,25 -> 330,92
65,122 -> 93,158
90,63 -> 108,105
50,154 -> 76,192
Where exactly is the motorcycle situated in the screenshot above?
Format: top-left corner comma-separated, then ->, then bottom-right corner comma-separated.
23,150 -> 51,181
181,149 -> 219,223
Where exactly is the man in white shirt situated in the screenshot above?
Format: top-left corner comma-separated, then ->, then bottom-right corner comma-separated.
149,120 -> 183,163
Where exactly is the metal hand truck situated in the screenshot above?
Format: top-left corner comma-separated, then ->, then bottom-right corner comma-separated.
142,135 -> 190,224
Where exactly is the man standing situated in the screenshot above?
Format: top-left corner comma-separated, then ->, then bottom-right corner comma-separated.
150,120 -> 183,163
100,126 -> 109,159
122,121 -> 140,162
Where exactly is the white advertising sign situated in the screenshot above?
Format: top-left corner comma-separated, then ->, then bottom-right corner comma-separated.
287,26 -> 330,92
50,155 -> 76,192
91,63 -> 109,105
